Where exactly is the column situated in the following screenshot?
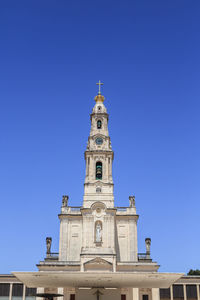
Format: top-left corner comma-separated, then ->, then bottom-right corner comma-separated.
183,285 -> 187,300
196,285 -> 199,300
133,288 -> 139,300
152,289 -> 160,300
170,286 -> 173,300
9,283 -> 13,300
22,285 -> 26,300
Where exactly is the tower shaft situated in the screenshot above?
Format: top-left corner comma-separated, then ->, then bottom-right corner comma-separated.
83,93 -> 114,208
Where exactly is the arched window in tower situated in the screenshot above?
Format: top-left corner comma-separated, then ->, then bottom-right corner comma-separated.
96,161 -> 102,180
97,120 -> 102,129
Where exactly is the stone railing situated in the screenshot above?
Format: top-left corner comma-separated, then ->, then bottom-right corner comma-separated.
116,206 -> 137,215
138,253 -> 152,261
70,206 -> 81,211
61,206 -> 82,214
45,252 -> 59,261
116,207 -> 127,212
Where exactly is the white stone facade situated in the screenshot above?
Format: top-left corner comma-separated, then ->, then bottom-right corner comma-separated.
37,91 -> 159,274
57,93 -> 140,271
12,88 -> 189,300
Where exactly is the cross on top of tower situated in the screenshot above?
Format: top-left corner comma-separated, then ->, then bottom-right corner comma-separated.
96,80 -> 104,95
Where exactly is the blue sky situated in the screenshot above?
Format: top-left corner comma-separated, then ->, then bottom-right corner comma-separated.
0,0 -> 200,274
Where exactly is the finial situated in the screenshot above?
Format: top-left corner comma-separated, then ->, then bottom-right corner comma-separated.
96,80 -> 104,95
95,80 -> 105,103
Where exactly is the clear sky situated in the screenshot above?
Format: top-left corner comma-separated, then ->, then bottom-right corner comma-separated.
0,0 -> 200,275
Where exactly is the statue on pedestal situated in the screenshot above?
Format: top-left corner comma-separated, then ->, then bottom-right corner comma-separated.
62,195 -> 69,207
129,195 -> 135,207
145,237 -> 151,256
46,237 -> 52,256
95,222 -> 102,243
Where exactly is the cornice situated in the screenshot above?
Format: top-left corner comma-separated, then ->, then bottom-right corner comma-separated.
116,214 -> 139,221
84,182 -> 114,186
58,214 -> 82,219
85,150 -> 113,155
90,112 -> 109,120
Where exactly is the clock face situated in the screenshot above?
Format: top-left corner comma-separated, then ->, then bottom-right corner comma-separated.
96,137 -> 103,145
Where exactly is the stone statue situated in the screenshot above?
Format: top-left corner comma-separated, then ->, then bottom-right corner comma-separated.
145,238 -> 151,255
96,222 -> 102,242
129,195 -> 135,207
62,195 -> 69,207
46,237 -> 52,255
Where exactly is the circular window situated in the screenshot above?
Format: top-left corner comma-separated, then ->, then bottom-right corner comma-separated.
95,137 -> 103,145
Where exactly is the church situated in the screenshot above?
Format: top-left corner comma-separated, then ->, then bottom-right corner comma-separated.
0,83 -> 200,300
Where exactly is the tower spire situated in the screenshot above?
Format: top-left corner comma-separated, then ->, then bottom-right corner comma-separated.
83,84 -> 114,208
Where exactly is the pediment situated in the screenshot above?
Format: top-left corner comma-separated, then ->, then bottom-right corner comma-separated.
84,257 -> 113,271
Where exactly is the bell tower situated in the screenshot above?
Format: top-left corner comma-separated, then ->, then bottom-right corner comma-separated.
83,81 -> 114,208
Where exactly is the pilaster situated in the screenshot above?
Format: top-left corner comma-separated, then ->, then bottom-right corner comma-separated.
36,288 -> 44,300
133,288 -> 139,300
152,289 -> 160,300
58,288 -> 64,300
